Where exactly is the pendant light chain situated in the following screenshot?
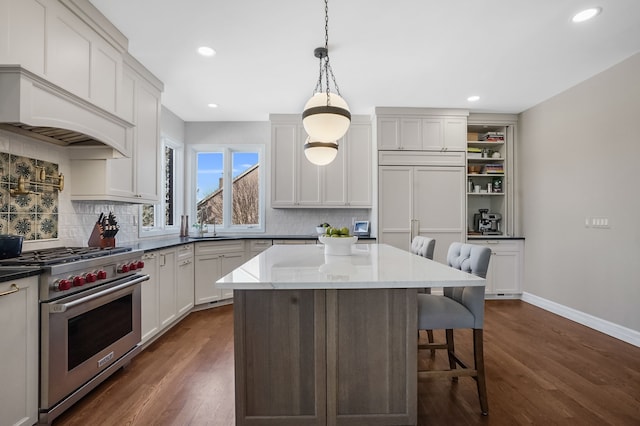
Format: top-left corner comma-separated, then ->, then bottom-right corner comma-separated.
311,0 -> 342,105
324,0 -> 331,104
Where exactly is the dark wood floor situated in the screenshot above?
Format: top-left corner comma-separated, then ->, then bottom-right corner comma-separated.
54,300 -> 640,425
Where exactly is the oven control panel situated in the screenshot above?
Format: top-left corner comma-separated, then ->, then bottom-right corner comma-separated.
42,251 -> 144,301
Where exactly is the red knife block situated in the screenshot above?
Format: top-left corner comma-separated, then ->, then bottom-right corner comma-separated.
88,223 -> 116,248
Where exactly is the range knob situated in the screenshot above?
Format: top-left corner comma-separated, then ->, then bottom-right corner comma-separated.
129,262 -> 138,271
96,270 -> 108,280
54,279 -> 72,291
85,272 -> 98,283
136,260 -> 145,269
73,276 -> 86,287
118,264 -> 130,273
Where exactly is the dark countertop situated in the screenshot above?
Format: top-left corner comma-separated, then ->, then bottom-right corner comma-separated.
129,234 -> 377,253
0,266 -> 42,283
467,236 -> 525,240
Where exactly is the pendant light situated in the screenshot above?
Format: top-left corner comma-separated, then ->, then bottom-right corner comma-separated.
304,137 -> 339,166
302,0 -> 350,165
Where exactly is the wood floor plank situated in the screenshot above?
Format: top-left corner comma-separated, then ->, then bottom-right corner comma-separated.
53,301 -> 640,426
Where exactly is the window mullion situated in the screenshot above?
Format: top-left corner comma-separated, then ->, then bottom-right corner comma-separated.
223,147 -> 232,229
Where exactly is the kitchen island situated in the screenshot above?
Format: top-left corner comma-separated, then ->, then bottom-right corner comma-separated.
218,243 -> 485,426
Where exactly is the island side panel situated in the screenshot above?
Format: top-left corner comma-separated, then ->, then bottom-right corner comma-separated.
233,289 -> 327,426
326,288 -> 418,425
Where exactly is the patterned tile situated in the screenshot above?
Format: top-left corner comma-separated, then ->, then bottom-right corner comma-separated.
1,152 -> 60,240
37,213 -> 58,239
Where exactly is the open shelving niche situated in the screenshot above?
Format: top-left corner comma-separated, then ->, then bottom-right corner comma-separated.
466,122 -> 513,238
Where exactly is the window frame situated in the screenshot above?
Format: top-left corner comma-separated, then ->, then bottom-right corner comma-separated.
191,144 -> 265,234
139,135 -> 184,237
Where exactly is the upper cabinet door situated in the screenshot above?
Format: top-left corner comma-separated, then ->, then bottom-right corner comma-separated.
134,81 -> 161,201
443,117 -> 467,151
346,123 -> 372,207
421,118 -> 443,151
271,124 -> 298,207
399,118 -> 423,150
0,0 -> 46,74
377,117 -> 401,150
322,139 -> 347,206
297,126 -> 322,206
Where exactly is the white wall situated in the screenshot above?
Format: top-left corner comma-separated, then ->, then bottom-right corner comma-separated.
184,121 -> 371,235
519,52 -> 640,332
161,106 -> 185,143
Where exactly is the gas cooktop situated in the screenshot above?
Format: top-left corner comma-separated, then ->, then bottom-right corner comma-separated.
0,246 -> 132,266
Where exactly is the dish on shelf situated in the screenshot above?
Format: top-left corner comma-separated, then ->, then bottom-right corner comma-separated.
468,165 -> 483,174
318,235 -> 358,256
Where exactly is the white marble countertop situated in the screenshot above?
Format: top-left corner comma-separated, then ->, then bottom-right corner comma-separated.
217,243 -> 485,290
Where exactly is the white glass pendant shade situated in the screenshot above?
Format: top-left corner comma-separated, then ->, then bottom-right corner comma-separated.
302,92 -> 351,142
304,137 -> 338,166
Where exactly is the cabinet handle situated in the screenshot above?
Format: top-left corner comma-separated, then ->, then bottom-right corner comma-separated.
0,283 -> 20,297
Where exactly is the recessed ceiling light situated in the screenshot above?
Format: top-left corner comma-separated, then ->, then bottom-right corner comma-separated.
207,103 -> 218,108
198,46 -> 216,57
467,95 -> 480,102
572,7 -> 602,23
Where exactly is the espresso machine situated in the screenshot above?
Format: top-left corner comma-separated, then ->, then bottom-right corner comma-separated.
474,209 -> 502,235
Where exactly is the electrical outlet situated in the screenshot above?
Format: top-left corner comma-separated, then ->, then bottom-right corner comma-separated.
589,217 -> 610,229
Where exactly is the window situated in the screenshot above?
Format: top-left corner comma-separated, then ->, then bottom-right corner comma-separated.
140,137 -> 183,235
194,145 -> 264,232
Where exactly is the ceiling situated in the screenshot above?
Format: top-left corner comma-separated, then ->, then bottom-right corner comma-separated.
88,0 -> 640,122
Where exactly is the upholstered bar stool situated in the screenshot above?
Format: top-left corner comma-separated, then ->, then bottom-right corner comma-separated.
410,236 -> 436,346
417,242 -> 491,415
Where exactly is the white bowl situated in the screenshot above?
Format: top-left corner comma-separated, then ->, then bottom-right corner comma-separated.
318,235 -> 358,256
316,226 -> 327,235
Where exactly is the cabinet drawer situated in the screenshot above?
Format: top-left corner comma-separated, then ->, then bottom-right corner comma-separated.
378,150 -> 465,166
472,239 -> 522,253
249,239 -> 273,251
195,240 -> 245,256
176,243 -> 193,260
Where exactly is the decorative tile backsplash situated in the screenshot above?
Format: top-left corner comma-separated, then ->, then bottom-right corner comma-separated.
0,152 -> 59,240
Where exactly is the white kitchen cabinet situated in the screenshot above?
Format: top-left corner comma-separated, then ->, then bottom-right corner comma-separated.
157,248 -> 177,329
0,0 -> 129,119
470,239 -> 523,297
194,240 -> 245,305
70,57 -> 162,203
375,108 -> 468,152
323,121 -> 373,207
140,251 -> 160,345
378,152 -> 465,263
246,239 -> 273,259
176,244 -> 194,315
142,244 -> 193,344
0,0 -> 46,75
271,122 -> 320,206
270,114 -> 372,208
0,276 -> 38,426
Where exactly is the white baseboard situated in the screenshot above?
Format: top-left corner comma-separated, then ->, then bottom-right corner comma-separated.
521,292 -> 640,348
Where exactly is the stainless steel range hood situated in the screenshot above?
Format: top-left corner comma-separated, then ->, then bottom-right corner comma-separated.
0,66 -> 133,159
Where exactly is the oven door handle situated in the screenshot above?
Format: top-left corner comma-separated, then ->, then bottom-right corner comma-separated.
49,274 -> 149,313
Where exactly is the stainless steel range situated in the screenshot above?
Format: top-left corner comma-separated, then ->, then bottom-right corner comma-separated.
1,247 -> 149,424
